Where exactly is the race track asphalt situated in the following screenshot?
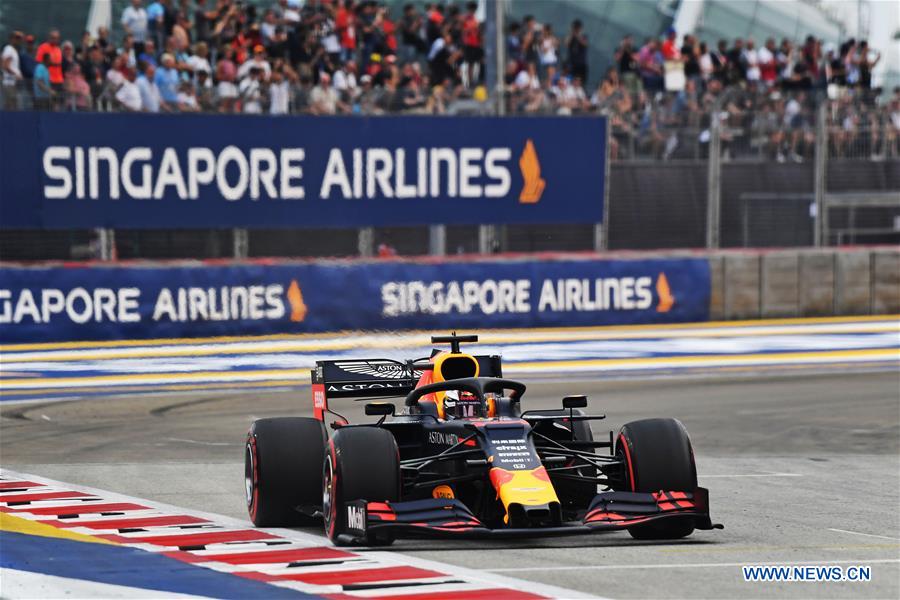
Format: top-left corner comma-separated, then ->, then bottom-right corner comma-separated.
2,369 -> 898,599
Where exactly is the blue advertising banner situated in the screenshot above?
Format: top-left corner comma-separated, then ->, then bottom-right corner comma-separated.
0,112 -> 606,230
0,256 -> 709,343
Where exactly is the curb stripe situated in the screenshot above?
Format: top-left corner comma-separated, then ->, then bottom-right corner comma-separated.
0,470 -> 593,599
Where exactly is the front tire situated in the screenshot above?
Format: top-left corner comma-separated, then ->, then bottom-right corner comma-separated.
246,417 -> 327,527
616,418 -> 697,540
323,427 -> 400,546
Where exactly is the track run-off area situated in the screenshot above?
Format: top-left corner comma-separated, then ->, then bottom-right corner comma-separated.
1,315 -> 898,402
1,315 -> 899,599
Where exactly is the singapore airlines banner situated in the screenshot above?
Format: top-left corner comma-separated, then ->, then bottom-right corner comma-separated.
0,256 -> 709,342
0,112 -> 606,229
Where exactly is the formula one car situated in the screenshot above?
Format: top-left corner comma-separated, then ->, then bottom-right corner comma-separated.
245,333 -> 721,545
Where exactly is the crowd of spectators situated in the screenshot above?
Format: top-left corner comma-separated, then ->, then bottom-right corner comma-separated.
501,23 -> 898,161
0,0 -> 488,116
1,1 -> 897,160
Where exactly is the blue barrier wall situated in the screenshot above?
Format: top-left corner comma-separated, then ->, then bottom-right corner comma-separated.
0,112 -> 606,229
0,256 -> 709,342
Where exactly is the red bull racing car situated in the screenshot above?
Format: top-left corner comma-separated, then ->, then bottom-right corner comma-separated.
245,333 -> 721,545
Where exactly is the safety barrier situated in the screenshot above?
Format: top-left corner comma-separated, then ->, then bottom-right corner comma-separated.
1,247 -> 896,344
709,247 -> 900,320
0,255 -> 708,343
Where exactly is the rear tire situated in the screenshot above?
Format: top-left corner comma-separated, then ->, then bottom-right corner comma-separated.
616,418 -> 697,540
246,417 -> 327,527
323,427 -> 400,546
530,409 -> 596,510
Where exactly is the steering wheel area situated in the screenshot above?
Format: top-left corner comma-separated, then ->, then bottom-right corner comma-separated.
404,377 -> 527,413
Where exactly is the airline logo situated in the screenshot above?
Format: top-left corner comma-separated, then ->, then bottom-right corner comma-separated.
287,280 -> 307,322
40,142 -> 547,204
380,273 -> 676,317
518,139 -> 545,204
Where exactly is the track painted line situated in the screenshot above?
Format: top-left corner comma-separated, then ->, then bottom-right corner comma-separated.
1,317 -> 897,402
4,321 -> 898,363
486,558 -> 900,573
0,469 -> 595,600
827,528 -> 900,542
700,473 -> 803,479
3,314 -> 895,352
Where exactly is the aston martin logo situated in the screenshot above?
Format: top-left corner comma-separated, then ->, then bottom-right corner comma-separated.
518,139 -> 545,204
337,362 -> 420,379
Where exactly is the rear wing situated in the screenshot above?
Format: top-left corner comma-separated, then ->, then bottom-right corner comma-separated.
311,356 -> 502,420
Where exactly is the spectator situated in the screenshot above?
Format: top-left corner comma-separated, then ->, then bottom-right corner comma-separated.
121,0 -> 149,46
32,52 -> 52,110
194,69 -> 217,111
744,38 -> 761,86
857,40 -> 880,92
637,37 -> 663,93
238,45 -> 272,81
310,71 -> 343,115
661,27 -> 680,60
186,41 -> 212,83
269,67 -> 290,114
83,45 -> 109,108
154,52 -> 179,105
138,39 -> 157,67
18,34 -> 37,101
460,2 -> 482,89
35,30 -> 64,104
2,31 -> 23,110
239,66 -> 264,114
758,38 -> 778,87
64,63 -> 91,111
115,68 -> 142,111
176,80 -> 199,112
566,19 -> 588,83
400,4 -> 426,63
137,62 -> 163,112
333,60 -> 359,100
538,24 -> 559,80
215,45 -> 238,113
335,0 -> 357,63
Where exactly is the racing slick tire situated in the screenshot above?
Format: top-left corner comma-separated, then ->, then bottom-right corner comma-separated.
530,409 -> 596,511
323,427 -> 400,546
245,417 -> 327,527
616,418 -> 697,540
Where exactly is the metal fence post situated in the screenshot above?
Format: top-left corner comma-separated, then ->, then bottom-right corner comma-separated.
233,228 -> 248,259
358,227 -> 374,257
596,114 -> 612,252
429,225 -> 446,256
706,114 -> 721,249
814,102 -> 828,247
96,228 -> 115,260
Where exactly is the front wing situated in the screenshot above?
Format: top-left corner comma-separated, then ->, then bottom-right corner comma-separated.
343,488 -> 721,540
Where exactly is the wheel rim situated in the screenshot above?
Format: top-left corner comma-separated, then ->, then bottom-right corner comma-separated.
244,440 -> 256,508
322,452 -> 336,536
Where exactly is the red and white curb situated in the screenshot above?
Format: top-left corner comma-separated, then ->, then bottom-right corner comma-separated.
1,469 -> 595,599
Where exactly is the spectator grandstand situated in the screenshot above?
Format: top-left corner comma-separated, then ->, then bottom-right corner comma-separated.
1,0 -> 896,163
0,0 -> 897,262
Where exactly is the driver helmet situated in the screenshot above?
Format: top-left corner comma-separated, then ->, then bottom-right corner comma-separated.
442,390 -> 483,420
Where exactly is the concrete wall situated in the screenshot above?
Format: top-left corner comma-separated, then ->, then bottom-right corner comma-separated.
708,247 -> 900,321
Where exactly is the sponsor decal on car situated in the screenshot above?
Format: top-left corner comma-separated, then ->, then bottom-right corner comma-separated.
346,504 -> 366,532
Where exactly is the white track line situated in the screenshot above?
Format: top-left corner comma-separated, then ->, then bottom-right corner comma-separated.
486,558 -> 900,573
701,473 -> 803,478
1,468 -> 597,600
827,528 -> 900,542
